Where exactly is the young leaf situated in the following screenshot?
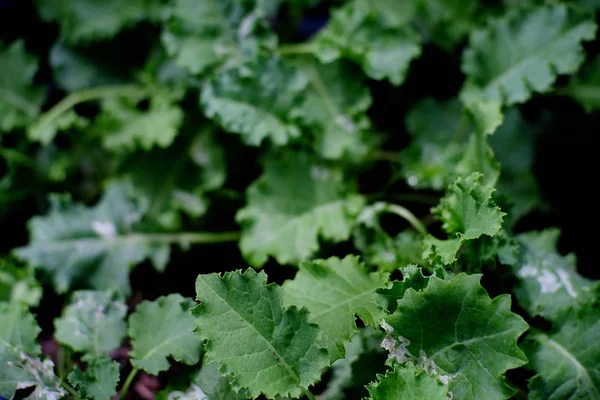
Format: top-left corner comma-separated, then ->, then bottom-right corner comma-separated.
14,182 -> 171,295
524,302 -> 600,400
0,260 -> 42,307
54,290 -> 127,359
96,90 -> 184,152
201,56 -> 307,147
433,172 -> 506,240
0,303 -> 41,355
282,256 -> 389,361
375,265 -> 429,314
293,58 -> 373,161
35,0 -> 165,43
513,229 -> 599,319
68,357 -> 120,400
366,363 -> 449,400
0,40 -> 43,133
193,269 -> 329,399
314,0 -> 421,85
162,0 -> 273,75
385,273 -> 529,400
129,294 -> 202,375
461,3 -> 597,105
236,152 -> 365,266
566,54 -> 600,112
0,344 -> 65,400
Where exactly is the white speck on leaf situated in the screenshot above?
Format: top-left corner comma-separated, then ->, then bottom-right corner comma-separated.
518,264 -> 537,278
311,166 -> 331,181
538,269 -> 561,293
381,320 -> 394,334
92,220 -> 117,238
556,269 -> 577,298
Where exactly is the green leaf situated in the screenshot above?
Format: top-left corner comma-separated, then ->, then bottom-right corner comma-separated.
54,290 -> 127,359
385,273 -> 529,400
14,182 -> 172,295
35,0 -> 165,43
294,58 -> 373,161
157,361 -> 249,400
489,108 -> 543,223
96,90 -> 184,152
282,256 -> 389,361
0,303 -> 41,355
461,3 -> 597,105
236,152 -> 365,266
422,237 -> 462,267
0,344 -> 66,400
566,54 -> 600,112
513,229 -> 599,320
524,302 -> 600,400
201,56 -> 308,147
119,129 -> 226,229
129,294 -> 202,375
0,40 -> 44,132
375,265 -> 429,314
314,0 -> 422,85
193,269 -> 329,399
162,0 -> 274,75
68,357 -> 120,400
0,260 -> 42,307
353,202 -> 428,272
366,363 -> 449,400
433,172 -> 506,240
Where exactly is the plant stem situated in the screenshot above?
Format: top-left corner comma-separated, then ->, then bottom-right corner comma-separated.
304,389 -> 317,400
119,367 -> 140,400
278,42 -> 317,56
385,204 -> 428,236
56,345 -> 66,379
61,380 -> 80,399
36,84 -> 147,129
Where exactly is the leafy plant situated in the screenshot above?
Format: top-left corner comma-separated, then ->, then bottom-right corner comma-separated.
1,0 -> 599,399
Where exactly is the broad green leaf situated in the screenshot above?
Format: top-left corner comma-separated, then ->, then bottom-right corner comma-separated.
385,273 -> 529,400
524,302 -> 600,400
0,260 -> 42,307
366,363 -> 449,400
14,182 -> 172,295
422,237 -> 462,266
282,256 -> 388,361
433,172 -> 506,240
513,229 -> 599,319
0,344 -> 65,400
314,0 -> 421,85
566,54 -> 600,112
119,129 -> 226,229
129,294 -> 202,375
193,269 -> 329,399
0,40 -> 43,133
96,90 -> 184,152
294,58 -> 373,161
162,0 -> 274,75
54,290 -> 127,359
461,3 -> 597,105
236,152 -> 365,266
35,0 -> 165,43
156,361 -> 248,400
68,357 -> 120,400
0,303 -> 41,355
201,56 -> 308,147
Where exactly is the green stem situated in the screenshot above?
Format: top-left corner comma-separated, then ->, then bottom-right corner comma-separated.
61,380 -> 80,399
385,203 -> 428,236
56,346 -> 66,379
119,367 -> 140,400
36,84 -> 147,129
278,42 -> 317,56
304,389 -> 317,400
